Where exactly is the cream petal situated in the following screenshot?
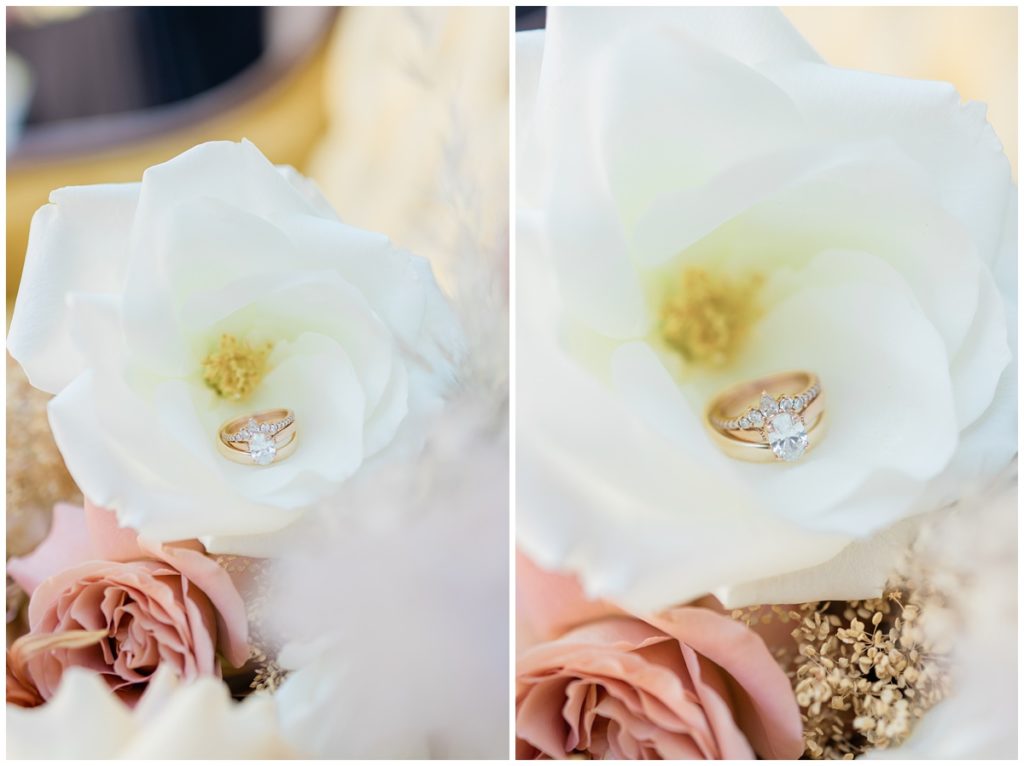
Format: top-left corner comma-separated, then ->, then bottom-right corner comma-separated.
763,60 -> 1013,261
6,670 -> 134,758
121,141 -> 322,380
275,212 -> 463,382
724,250 -> 959,535
275,164 -> 340,221
238,340 -> 368,500
948,267 -> 1011,429
8,183 -> 138,393
715,512 -> 923,608
597,19 -> 805,230
530,10 -> 648,340
48,373 -> 299,544
746,158 -> 982,361
153,197 -> 304,308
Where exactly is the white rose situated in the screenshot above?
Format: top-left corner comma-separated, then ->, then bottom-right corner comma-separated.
6,668 -> 294,758
516,8 -> 1016,610
8,140 -> 461,552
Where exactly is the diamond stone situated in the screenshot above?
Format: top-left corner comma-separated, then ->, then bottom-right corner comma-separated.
247,433 -> 277,466
748,409 -> 764,427
765,412 -> 808,462
738,415 -> 750,429
760,394 -> 779,415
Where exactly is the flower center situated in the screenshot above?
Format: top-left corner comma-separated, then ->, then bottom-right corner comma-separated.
201,334 -> 272,401
659,266 -> 762,367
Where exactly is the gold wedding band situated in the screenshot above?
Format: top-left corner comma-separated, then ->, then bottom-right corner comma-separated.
704,372 -> 825,463
217,409 -> 297,466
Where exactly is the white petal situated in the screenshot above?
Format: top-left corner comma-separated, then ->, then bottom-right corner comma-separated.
715,512 -> 923,608
763,61 -> 1013,261
6,669 -> 133,758
49,372 -> 298,543
597,20 -> 805,229
723,249 -> 959,535
948,267 -> 1011,429
120,141 -> 320,379
8,183 -> 138,393
722,154 -> 981,360
275,164 -> 341,221
531,9 -> 649,339
363,357 -> 410,457
277,213 -> 463,383
183,269 -> 398,416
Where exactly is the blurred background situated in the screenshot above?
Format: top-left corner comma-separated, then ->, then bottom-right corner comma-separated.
7,6 -> 509,298
514,5 -> 1017,177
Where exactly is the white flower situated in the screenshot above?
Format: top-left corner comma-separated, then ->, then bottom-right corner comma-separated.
7,140 -> 461,552
6,668 -> 294,758
516,8 -> 1016,610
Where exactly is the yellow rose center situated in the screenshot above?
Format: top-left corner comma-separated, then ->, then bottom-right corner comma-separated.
201,333 -> 273,401
659,266 -> 762,368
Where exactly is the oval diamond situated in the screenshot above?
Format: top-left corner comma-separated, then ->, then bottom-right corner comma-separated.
248,433 -> 277,466
765,412 -> 808,462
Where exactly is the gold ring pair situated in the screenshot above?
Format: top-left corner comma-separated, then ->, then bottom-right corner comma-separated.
217,408 -> 297,466
704,371 -> 825,463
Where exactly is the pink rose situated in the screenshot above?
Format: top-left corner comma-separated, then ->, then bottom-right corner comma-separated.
516,554 -> 803,759
6,502 -> 249,705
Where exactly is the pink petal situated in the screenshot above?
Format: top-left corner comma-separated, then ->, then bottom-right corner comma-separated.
648,607 -> 804,759
7,504 -> 99,595
516,550 -> 626,644
84,500 -> 147,561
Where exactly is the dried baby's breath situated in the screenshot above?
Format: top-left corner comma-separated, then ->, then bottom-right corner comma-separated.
738,580 -> 951,760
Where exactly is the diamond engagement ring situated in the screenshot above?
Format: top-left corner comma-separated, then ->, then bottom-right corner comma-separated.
217,409 -> 297,466
704,372 -> 825,463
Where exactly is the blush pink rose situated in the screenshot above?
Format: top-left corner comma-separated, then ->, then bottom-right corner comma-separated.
6,502 -> 249,706
516,554 -> 803,759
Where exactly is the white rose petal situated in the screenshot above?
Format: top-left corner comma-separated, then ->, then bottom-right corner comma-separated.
6,668 -> 293,759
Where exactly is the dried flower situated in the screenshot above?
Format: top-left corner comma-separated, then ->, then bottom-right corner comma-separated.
736,580 -> 951,759
6,354 -> 80,558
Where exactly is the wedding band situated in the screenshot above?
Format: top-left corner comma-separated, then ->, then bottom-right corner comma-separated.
217,409 -> 297,466
704,372 -> 825,463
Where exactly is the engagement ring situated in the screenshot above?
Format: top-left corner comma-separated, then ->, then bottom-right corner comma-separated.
705,372 -> 825,463
217,409 -> 297,466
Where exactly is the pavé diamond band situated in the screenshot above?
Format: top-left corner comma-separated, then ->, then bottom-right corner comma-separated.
217,409 -> 297,466
704,372 -> 825,463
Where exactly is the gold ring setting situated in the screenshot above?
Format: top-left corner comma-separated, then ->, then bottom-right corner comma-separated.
705,372 -> 825,463
217,409 -> 297,466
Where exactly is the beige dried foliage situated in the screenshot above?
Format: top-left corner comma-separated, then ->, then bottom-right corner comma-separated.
6,354 -> 81,558
735,580 -> 951,759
